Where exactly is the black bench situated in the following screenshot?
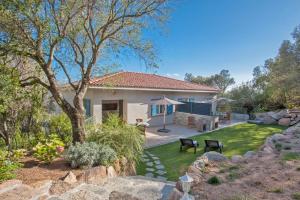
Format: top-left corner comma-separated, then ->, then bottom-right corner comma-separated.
179,138 -> 199,154
204,140 -> 223,153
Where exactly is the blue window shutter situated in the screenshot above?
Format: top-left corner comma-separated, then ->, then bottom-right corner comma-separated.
83,99 -> 91,117
167,105 -> 173,115
151,105 -> 157,116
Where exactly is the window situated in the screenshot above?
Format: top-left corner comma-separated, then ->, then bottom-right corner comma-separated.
83,99 -> 91,117
102,103 -> 118,111
150,104 -> 173,116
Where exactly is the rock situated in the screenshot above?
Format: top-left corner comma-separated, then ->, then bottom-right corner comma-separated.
261,145 -> 274,154
262,115 -> 277,125
0,179 -> 22,193
231,155 -> 244,163
278,118 -> 291,126
188,165 -> 200,174
271,134 -> 286,141
244,151 -> 255,159
77,166 -> 107,184
67,190 -> 101,200
291,117 -> 300,125
49,180 -> 73,195
109,191 -> 141,200
145,173 -> 154,178
168,188 -> 183,200
270,110 -> 287,120
175,181 -> 183,192
203,152 -> 228,162
0,184 -> 36,200
107,166 -> 117,178
113,160 -> 121,175
62,171 -> 77,184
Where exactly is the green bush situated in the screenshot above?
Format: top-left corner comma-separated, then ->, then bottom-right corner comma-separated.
0,149 -> 22,183
64,142 -> 117,168
275,143 -> 282,151
87,114 -> 144,163
33,134 -> 65,163
207,176 -> 221,185
282,152 -> 300,161
292,192 -> 300,200
49,114 -> 72,145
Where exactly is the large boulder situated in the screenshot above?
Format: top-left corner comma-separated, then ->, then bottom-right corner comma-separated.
168,188 -> 183,200
77,166 -> 107,184
61,171 -> 77,184
202,152 -> 228,162
243,151 -> 255,159
269,110 -> 288,120
193,156 -> 209,170
278,118 -> 291,126
107,166 -> 117,178
262,115 -> 277,125
231,155 -> 244,163
49,180 -> 74,195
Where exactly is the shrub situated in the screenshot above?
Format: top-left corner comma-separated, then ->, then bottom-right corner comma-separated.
33,134 -> 65,163
49,114 -> 72,145
275,143 -> 282,151
0,149 -> 22,183
282,152 -> 300,161
267,187 -> 283,193
87,114 -> 144,163
64,142 -> 117,168
292,192 -> 300,200
207,176 -> 221,185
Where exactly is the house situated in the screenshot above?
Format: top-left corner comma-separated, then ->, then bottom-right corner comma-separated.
61,72 -> 219,127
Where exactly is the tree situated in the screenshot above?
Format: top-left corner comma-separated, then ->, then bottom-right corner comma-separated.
185,69 -> 235,93
212,69 -> 235,93
0,0 -> 169,143
0,62 -> 44,150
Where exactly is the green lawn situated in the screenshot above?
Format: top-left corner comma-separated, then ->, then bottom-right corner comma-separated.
137,123 -> 286,181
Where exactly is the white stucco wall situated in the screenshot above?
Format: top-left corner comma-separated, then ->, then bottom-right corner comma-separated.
59,88 -> 217,127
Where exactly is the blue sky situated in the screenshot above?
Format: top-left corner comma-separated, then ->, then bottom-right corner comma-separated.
121,0 -> 300,85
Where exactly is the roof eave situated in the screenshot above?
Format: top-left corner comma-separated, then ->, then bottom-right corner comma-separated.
88,86 -> 219,93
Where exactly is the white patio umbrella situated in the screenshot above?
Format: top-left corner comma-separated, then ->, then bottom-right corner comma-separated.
151,96 -> 184,133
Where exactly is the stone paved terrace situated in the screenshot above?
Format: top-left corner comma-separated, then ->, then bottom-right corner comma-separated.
0,176 -> 175,200
145,120 -> 245,148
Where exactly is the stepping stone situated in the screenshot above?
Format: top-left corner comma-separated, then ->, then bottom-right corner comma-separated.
156,176 -> 167,181
156,170 -> 167,175
146,162 -> 154,167
155,164 -> 165,170
146,168 -> 155,172
141,154 -> 148,159
147,153 -> 155,157
152,157 -> 160,160
145,173 -> 154,178
141,158 -> 150,162
154,160 -> 161,165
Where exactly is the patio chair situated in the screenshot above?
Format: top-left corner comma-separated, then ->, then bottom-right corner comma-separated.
179,138 -> 199,154
204,140 -> 223,153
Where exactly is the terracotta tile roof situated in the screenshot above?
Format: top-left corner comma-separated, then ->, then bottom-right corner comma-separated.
89,72 -> 219,93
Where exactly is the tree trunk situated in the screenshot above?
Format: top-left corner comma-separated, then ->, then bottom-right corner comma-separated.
69,111 -> 85,143
3,120 -> 12,151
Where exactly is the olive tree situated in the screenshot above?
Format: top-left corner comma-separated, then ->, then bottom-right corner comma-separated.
0,0 -> 169,143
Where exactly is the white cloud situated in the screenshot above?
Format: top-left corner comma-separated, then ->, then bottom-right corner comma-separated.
165,73 -> 184,80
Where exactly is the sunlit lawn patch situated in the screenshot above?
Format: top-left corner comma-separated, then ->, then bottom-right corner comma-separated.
137,123 -> 286,181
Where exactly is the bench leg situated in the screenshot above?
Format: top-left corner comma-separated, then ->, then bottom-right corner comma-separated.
180,145 -> 183,152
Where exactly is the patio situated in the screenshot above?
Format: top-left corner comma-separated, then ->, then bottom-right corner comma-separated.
144,120 -> 245,148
